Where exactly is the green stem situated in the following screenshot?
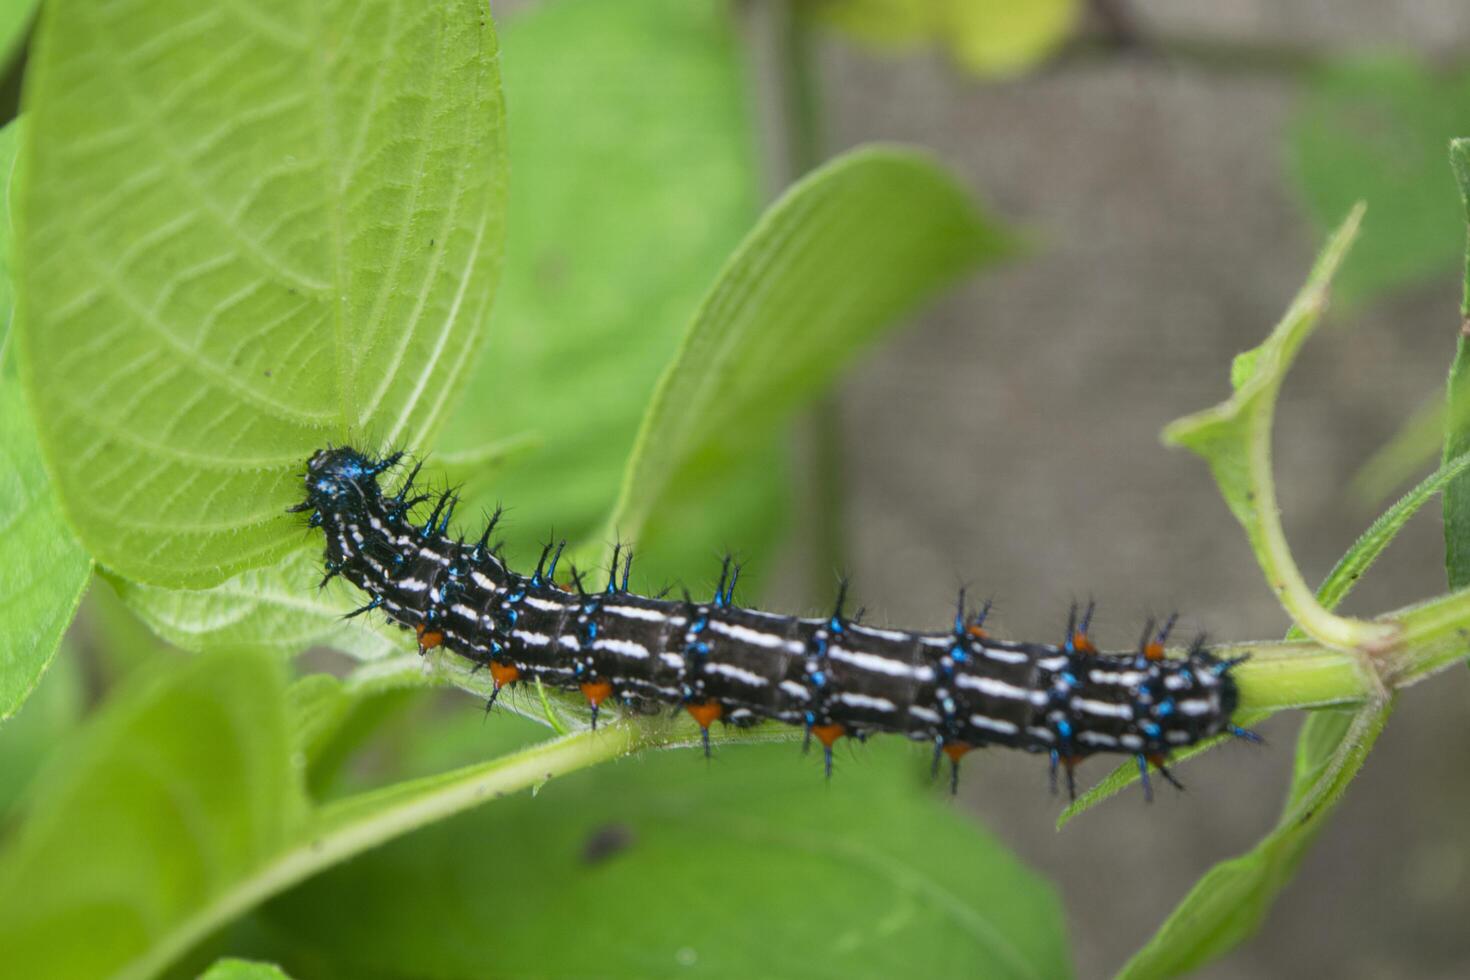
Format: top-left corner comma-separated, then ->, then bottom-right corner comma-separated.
356,583 -> 1470,730
120,720 -> 648,980
125,706 -> 799,980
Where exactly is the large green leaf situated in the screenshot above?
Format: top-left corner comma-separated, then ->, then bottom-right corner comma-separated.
1288,57 -> 1470,305
16,0 -> 508,587
0,646 -> 778,979
0,650 -> 303,979
437,0 -> 761,563
0,114 -> 91,722
1442,138 -> 1470,587
608,146 -> 1012,545
0,383 -> 92,720
0,118 -> 20,372
111,549 -> 406,662
255,739 -> 1071,979
1117,702 -> 1391,978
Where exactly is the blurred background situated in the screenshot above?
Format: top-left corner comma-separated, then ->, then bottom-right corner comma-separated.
10,0 -> 1470,976
691,1 -> 1470,976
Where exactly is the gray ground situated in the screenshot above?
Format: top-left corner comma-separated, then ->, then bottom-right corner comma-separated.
808,2 -> 1470,977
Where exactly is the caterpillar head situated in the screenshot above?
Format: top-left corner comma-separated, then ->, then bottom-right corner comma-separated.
296,445 -> 391,517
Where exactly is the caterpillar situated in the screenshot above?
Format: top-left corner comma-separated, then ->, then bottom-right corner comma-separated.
295,445 -> 1255,799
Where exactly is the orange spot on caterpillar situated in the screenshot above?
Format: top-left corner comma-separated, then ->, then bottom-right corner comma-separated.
1143,640 -> 1165,661
1071,632 -> 1096,654
581,680 -> 614,707
489,661 -> 520,688
811,723 -> 846,748
415,624 -> 443,650
685,700 -> 723,730
942,741 -> 973,763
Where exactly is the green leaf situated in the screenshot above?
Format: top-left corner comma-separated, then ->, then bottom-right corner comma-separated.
1164,204 -> 1395,651
112,549 -> 407,662
437,0 -> 761,562
200,959 -> 294,980
16,0 -> 508,587
0,383 -> 92,720
0,645 -> 776,978
1442,138 -> 1470,587
0,645 -> 82,817
819,0 -> 1080,78
0,650 -> 303,979
0,118 -> 22,374
1288,57 -> 1470,305
945,0 -> 1079,77
608,146 -> 1012,545
1289,451 -> 1470,639
1117,701 -> 1391,978
254,740 -> 1071,979
0,0 -> 35,75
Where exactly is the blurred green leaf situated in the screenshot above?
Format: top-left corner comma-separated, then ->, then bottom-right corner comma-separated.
0,383 -> 92,720
1117,701 -> 1390,978
255,740 -> 1071,979
17,0 -> 508,587
0,646 -> 745,978
819,0 -> 1079,78
0,645 -> 81,817
1349,393 -> 1442,508
1288,57 -> 1470,305
946,0 -> 1079,77
112,549 -> 407,662
608,146 -> 1012,546
0,0 -> 34,75
1165,205 -> 1393,651
0,650 -> 303,979
438,0 -> 759,563
1442,138 -> 1470,587
0,118 -> 21,374
200,959 -> 294,980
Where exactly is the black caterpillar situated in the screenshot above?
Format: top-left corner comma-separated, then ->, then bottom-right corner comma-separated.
296,446 -> 1254,799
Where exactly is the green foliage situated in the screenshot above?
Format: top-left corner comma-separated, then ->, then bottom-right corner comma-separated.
0,650 -> 302,979
0,0 -> 35,75
0,118 -> 20,370
820,0 -> 1080,78
0,383 -> 92,720
256,739 -> 1069,980
5,3 -> 1470,978
607,146 -> 1012,551
1117,703 -> 1391,978
436,0 -> 761,569
1165,205 -> 1394,652
0,117 -> 90,724
1289,57 -> 1470,305
1442,139 -> 1470,587
0,648 -> 81,817
112,549 -> 406,661
17,0 -> 509,587
200,959 -> 294,980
